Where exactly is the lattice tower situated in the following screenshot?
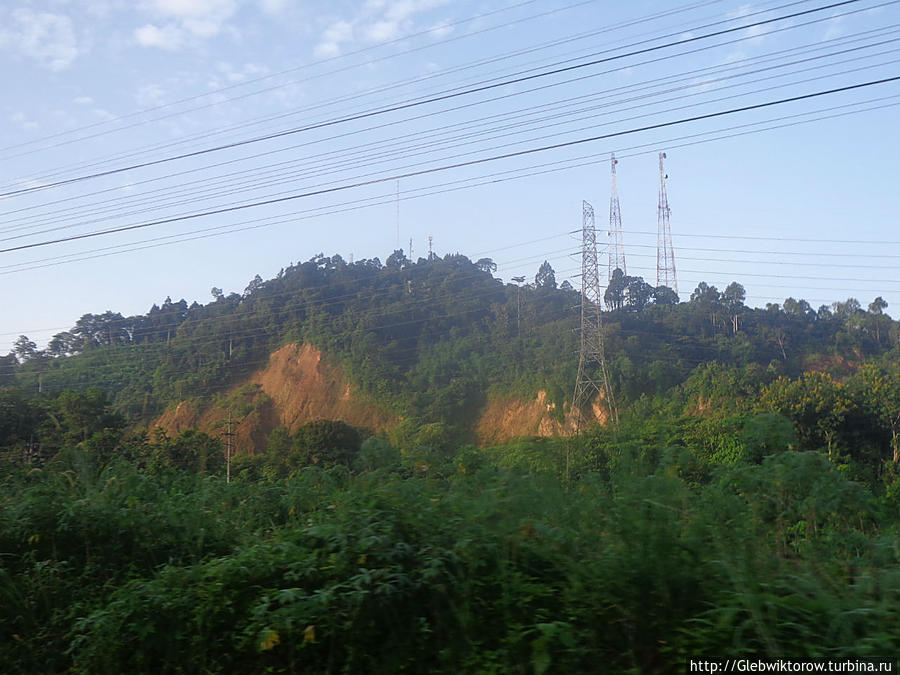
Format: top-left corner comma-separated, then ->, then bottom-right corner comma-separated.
574,200 -> 618,430
657,152 -> 678,294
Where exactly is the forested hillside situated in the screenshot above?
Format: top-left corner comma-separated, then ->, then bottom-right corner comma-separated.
5,250 -> 899,447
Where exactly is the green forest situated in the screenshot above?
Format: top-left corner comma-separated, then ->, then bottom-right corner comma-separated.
2,251 -> 899,672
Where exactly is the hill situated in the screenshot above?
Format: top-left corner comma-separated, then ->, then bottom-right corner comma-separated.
5,249 -> 899,457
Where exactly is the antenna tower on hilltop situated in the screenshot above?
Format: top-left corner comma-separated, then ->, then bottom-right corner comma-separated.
395,180 -> 401,252
657,152 -> 678,293
608,153 -> 626,279
574,201 -> 618,430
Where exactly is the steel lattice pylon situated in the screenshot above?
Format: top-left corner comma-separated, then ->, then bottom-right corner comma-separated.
574,200 -> 618,430
608,153 -> 626,279
657,152 -> 678,294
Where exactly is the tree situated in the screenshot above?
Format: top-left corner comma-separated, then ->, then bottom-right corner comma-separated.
605,268 -> 627,310
72,312 -> 130,347
851,362 -> 900,463
868,296 -> 888,344
653,285 -> 678,307
243,274 -> 263,298
40,388 -> 125,449
534,261 -> 557,289
690,282 -> 721,305
625,276 -> 653,311
13,335 -> 38,362
690,282 -> 723,333
760,373 -> 851,461
211,287 -> 224,301
385,249 -> 409,270
48,331 -> 79,357
783,297 -> 813,320
831,298 -> 862,322
293,420 -> 362,468
475,258 -> 497,274
148,429 -> 225,473
740,413 -> 797,464
723,282 -> 746,333
0,353 -> 17,386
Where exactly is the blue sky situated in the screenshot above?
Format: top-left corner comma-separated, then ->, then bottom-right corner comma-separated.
1,0 -> 898,352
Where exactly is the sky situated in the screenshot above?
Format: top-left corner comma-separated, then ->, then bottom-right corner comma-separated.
1,0 -> 899,352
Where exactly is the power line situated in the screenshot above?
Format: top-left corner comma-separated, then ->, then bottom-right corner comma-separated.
13,41 -> 898,243
4,74 -> 897,256
0,90 -> 897,280
7,7 -> 890,240
0,0 -> 868,200
0,0 -> 582,157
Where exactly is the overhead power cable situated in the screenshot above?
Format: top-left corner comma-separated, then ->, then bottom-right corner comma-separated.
0,0 -> 598,157
9,19 -> 892,231
0,89 -> 897,278
2,74 -> 897,256
0,0 -> 869,199
5,34 -> 897,241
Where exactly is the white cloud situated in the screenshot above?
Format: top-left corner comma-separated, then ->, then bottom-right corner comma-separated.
314,20 -> 354,58
135,83 -> 167,107
73,96 -> 94,105
0,8 -> 81,71
135,0 -> 238,49
215,61 -> 267,83
148,0 -> 236,19
92,108 -> 116,121
382,0 -> 449,23
364,19 -> 400,42
259,0 -> 287,14
134,23 -> 185,49
428,21 -> 453,39
315,0 -> 451,58
10,111 -> 39,131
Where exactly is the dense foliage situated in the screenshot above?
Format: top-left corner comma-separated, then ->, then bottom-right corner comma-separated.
2,412 -> 898,673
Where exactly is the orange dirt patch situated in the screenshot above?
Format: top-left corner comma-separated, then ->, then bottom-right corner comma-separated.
248,343 -> 395,434
475,389 -> 607,445
152,343 -> 395,453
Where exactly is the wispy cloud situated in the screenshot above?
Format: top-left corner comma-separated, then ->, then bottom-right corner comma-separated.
0,7 -> 81,71
134,83 -> 167,107
134,0 -> 239,50
315,20 -> 354,58
134,23 -> 185,50
9,111 -> 39,131
314,0 -> 451,58
258,0 -> 288,15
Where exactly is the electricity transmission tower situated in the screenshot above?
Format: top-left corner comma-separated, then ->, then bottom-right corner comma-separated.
608,153 -> 626,279
656,152 -> 678,294
574,201 -> 618,430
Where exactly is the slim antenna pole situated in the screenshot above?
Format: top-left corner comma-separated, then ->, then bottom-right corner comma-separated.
608,153 -> 626,279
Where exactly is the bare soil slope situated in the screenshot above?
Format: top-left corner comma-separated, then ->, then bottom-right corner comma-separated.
153,343 -> 395,453
476,389 -> 607,445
